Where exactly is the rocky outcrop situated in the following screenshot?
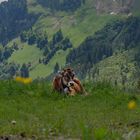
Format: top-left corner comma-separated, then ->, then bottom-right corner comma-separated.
95,0 -> 135,14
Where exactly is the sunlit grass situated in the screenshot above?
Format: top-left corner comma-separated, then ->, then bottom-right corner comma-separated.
0,81 -> 139,139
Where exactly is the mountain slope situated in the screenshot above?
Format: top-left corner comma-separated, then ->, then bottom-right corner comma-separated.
0,0 -> 140,81
86,49 -> 138,89
6,0 -> 122,79
66,16 -> 140,89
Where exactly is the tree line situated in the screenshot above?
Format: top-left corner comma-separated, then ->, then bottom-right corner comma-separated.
37,0 -> 85,12
20,29 -> 73,65
0,0 -> 37,45
0,42 -> 30,79
0,62 -> 30,79
66,17 -> 140,79
0,28 -> 73,79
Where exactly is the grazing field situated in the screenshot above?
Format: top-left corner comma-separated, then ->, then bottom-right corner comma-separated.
0,81 -> 140,139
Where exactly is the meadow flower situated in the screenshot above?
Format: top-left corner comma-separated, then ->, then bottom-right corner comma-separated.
128,100 -> 136,110
15,77 -> 32,84
22,78 -> 32,84
15,76 -> 23,83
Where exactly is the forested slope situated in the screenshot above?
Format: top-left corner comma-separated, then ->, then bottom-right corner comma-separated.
0,0 -> 140,86
66,17 -> 140,88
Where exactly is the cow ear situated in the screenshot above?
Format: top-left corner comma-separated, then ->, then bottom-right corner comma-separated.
61,71 -> 64,76
57,69 -> 63,75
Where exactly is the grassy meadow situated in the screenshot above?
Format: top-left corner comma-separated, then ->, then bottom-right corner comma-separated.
0,80 -> 140,139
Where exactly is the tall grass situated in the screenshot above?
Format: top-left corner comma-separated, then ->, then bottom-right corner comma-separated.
0,80 -> 139,139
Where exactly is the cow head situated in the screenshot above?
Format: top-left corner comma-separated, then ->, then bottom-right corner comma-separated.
61,68 -> 75,88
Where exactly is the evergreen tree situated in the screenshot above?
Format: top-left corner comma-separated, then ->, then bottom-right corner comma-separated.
20,63 -> 29,78
52,29 -> 63,45
37,0 -> 84,11
20,31 -> 28,42
37,34 -> 48,49
0,0 -> 36,45
54,62 -> 60,73
28,33 -> 37,45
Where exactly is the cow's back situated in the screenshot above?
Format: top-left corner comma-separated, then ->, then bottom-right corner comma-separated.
53,75 -> 63,92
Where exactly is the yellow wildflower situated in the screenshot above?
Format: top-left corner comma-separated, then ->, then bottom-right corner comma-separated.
22,78 -> 32,84
15,76 -> 23,83
15,77 -> 32,84
128,100 -> 136,110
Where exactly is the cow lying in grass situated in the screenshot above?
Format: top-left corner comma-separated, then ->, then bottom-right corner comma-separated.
53,68 -> 87,96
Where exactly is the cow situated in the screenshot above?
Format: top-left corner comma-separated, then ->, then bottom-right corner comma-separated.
53,68 -> 87,96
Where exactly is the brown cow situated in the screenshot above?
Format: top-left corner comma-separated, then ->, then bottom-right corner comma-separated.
67,78 -> 87,96
53,68 -> 87,95
53,69 -> 73,93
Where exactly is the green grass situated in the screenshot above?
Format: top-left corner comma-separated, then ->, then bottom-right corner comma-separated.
0,81 -> 140,139
87,48 -> 139,89
7,38 -> 71,79
33,6 -> 119,47
8,40 -> 43,65
30,49 -> 70,79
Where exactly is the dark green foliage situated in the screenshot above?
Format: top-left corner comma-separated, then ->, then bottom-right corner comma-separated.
43,47 -> 49,56
3,48 -> 12,60
20,30 -> 48,49
20,29 -> 71,64
0,47 -> 13,62
31,30 -> 73,65
20,31 -> 29,42
61,0 -> 83,11
135,53 -> 140,66
0,62 -> 19,79
37,33 -> 48,50
20,29 -> 72,65
37,0 -> 85,12
12,42 -> 19,50
20,63 -> 29,78
66,17 -> 140,78
0,42 -> 20,64
28,33 -> 37,45
0,0 -> 37,45
43,35 -> 73,65
61,37 -> 72,51
113,17 -> 140,50
52,30 -> 63,45
8,65 -> 17,77
134,48 -> 140,79
54,62 -> 60,73
43,47 -> 59,64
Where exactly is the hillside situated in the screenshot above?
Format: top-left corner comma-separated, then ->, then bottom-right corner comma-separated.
66,16 -> 140,89
0,0 -> 140,84
1,0 -> 120,79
